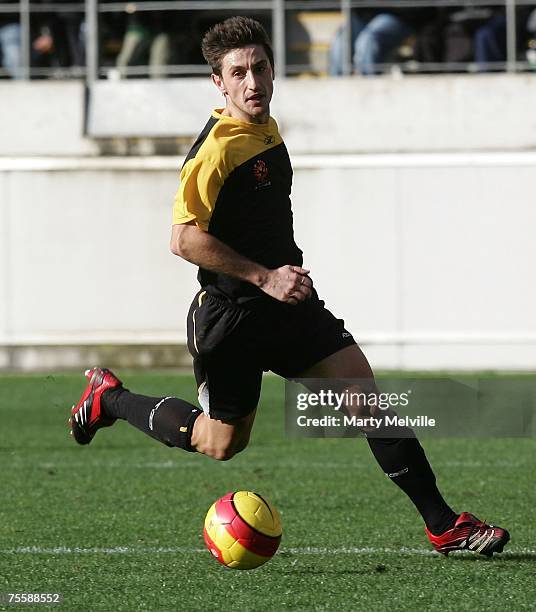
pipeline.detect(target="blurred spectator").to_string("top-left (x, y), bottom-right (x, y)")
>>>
top-left (527, 9), bottom-right (536, 68)
top-left (31, 1), bottom-right (85, 71)
top-left (329, 7), bottom-right (435, 75)
top-left (116, 10), bottom-right (178, 78)
top-left (442, 5), bottom-right (533, 71)
top-left (0, 0), bottom-right (21, 78)
top-left (474, 9), bottom-right (507, 70)
top-left (528, 8), bottom-right (536, 37)
top-left (413, 8), bottom-right (454, 67)
top-left (442, 6), bottom-right (492, 66)
top-left (474, 6), bottom-right (535, 71)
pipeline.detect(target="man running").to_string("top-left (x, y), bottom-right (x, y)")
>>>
top-left (69, 16), bottom-right (509, 557)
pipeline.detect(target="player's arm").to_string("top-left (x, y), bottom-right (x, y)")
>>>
top-left (170, 222), bottom-right (312, 304)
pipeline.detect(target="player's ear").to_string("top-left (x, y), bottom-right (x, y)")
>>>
top-left (211, 73), bottom-right (226, 96)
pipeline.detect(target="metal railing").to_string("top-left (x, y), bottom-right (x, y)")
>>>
top-left (0, 0), bottom-right (533, 82)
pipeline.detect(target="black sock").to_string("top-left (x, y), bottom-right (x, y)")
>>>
top-left (367, 431), bottom-right (457, 535)
top-left (103, 387), bottom-right (202, 452)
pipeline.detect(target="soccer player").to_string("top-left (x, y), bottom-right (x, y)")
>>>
top-left (69, 17), bottom-right (509, 557)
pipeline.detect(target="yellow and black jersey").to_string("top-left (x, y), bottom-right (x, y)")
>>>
top-left (173, 109), bottom-right (303, 299)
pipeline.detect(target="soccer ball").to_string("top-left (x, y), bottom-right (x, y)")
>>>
top-left (203, 491), bottom-right (282, 570)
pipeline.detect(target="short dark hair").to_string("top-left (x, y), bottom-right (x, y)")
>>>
top-left (201, 16), bottom-right (274, 76)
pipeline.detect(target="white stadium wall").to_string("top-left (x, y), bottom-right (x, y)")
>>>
top-left (2, 75), bottom-right (536, 155)
top-left (0, 76), bottom-right (535, 370)
top-left (1, 154), bottom-right (535, 371)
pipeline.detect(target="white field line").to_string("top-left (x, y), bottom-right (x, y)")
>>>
top-left (2, 546), bottom-right (535, 557)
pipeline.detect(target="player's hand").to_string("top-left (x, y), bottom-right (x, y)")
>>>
top-left (259, 265), bottom-right (313, 305)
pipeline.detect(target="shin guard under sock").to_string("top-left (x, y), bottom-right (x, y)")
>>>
top-left (103, 387), bottom-right (201, 452)
top-left (367, 433), bottom-right (457, 535)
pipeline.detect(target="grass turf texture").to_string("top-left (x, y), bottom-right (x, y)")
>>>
top-left (0, 371), bottom-right (535, 611)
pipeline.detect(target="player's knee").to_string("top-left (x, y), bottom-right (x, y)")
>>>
top-left (340, 382), bottom-right (398, 434)
top-left (343, 382), bottom-right (381, 418)
top-left (195, 438), bottom-right (232, 461)
top-left (204, 435), bottom-right (249, 461)
top-left (210, 447), bottom-right (235, 461)
top-left (209, 441), bottom-right (245, 461)
top-left (194, 411), bottom-right (254, 461)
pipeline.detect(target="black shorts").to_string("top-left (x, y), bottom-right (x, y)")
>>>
top-left (186, 287), bottom-right (356, 421)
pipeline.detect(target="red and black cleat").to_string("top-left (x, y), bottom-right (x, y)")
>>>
top-left (69, 367), bottom-right (122, 445)
top-left (426, 512), bottom-right (510, 557)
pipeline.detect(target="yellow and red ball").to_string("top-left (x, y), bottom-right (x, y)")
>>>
top-left (203, 491), bottom-right (282, 569)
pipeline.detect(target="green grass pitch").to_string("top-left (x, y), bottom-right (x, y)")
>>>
top-left (1, 371), bottom-right (535, 611)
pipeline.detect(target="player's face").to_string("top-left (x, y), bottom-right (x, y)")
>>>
top-left (212, 44), bottom-right (274, 124)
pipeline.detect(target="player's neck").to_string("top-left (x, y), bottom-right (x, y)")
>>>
top-left (221, 105), bottom-right (270, 125)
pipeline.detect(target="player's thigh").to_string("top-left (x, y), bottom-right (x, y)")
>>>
top-left (188, 289), bottom-right (263, 421)
top-left (276, 297), bottom-right (379, 418)
top-left (298, 344), bottom-right (375, 381)
top-left (269, 293), bottom-right (375, 385)
top-left (297, 344), bottom-right (380, 419)
top-left (192, 353), bottom-right (260, 459)
top-left (196, 350), bottom-right (262, 419)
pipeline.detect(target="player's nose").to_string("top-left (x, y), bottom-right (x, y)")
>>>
top-left (245, 69), bottom-right (260, 90)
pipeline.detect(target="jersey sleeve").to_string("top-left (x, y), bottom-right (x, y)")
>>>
top-left (172, 156), bottom-right (225, 231)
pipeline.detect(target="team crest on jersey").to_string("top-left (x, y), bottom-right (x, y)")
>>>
top-left (253, 159), bottom-right (271, 189)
